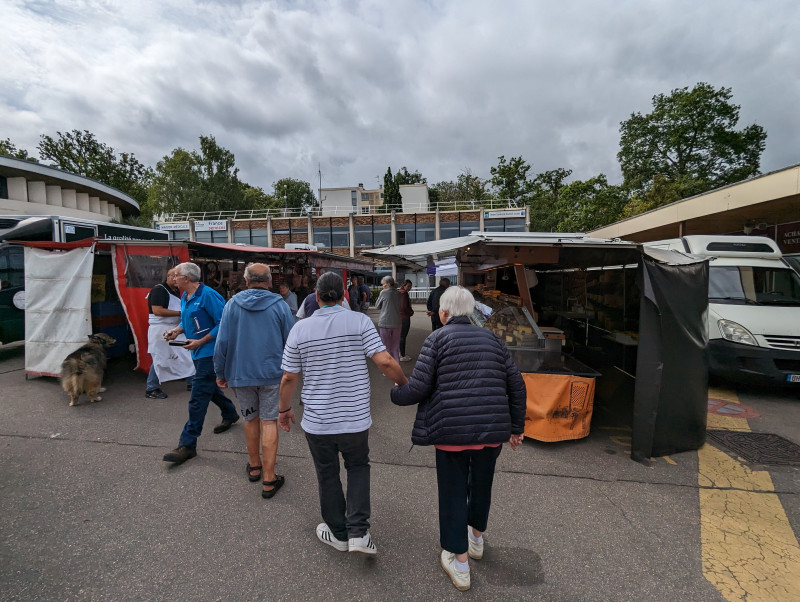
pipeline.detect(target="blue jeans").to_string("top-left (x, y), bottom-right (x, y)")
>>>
top-left (146, 364), bottom-right (160, 391)
top-left (178, 356), bottom-right (238, 449)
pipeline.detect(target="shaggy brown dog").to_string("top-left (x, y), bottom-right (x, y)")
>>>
top-left (60, 333), bottom-right (116, 406)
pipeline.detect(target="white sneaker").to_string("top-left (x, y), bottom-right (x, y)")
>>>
top-left (440, 550), bottom-right (470, 591)
top-left (467, 527), bottom-right (484, 560)
top-left (348, 531), bottom-right (377, 555)
top-left (316, 523), bottom-right (348, 551)
top-left (400, 355), bottom-right (412, 362)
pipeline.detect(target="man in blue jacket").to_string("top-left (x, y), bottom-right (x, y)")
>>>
top-left (163, 262), bottom-right (240, 465)
top-left (214, 263), bottom-right (294, 498)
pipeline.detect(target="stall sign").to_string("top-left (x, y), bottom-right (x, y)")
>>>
top-left (483, 209), bottom-right (526, 219)
top-left (194, 220), bottom-right (227, 232)
top-left (777, 221), bottom-right (800, 254)
top-left (157, 222), bottom-right (190, 231)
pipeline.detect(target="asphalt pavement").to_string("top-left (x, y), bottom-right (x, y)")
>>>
top-left (1, 308), bottom-right (799, 601)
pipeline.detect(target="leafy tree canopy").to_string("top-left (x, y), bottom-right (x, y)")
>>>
top-left (490, 155), bottom-right (533, 202)
top-left (528, 168), bottom-right (572, 232)
top-left (618, 82), bottom-right (767, 200)
top-left (0, 138), bottom-right (37, 162)
top-left (273, 178), bottom-right (316, 215)
top-left (554, 175), bottom-right (629, 232)
top-left (380, 166), bottom-right (426, 212)
top-left (430, 168), bottom-right (491, 210)
top-left (38, 129), bottom-right (152, 207)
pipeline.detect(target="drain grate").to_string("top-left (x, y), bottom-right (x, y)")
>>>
top-left (706, 430), bottom-right (800, 466)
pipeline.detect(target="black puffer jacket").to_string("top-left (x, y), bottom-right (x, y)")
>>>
top-left (391, 316), bottom-right (527, 446)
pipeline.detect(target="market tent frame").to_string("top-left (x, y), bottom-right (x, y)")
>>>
top-left (363, 232), bottom-right (710, 462)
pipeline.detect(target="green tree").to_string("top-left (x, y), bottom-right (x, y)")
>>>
top-left (147, 135), bottom-right (249, 216)
top-left (273, 178), bottom-right (316, 215)
top-left (554, 175), bottom-right (629, 232)
top-left (618, 82), bottom-right (767, 201)
top-left (490, 155), bottom-right (532, 202)
top-left (38, 129), bottom-right (152, 206)
top-left (195, 135), bottom-right (242, 212)
top-left (381, 167), bottom-right (399, 212)
top-left (240, 183), bottom-right (275, 211)
top-left (0, 138), bottom-right (37, 161)
top-left (528, 168), bottom-right (572, 232)
top-left (394, 167), bottom-right (426, 186)
top-left (430, 169), bottom-right (490, 210)
top-left (619, 174), bottom-right (682, 219)
top-left (148, 148), bottom-right (204, 215)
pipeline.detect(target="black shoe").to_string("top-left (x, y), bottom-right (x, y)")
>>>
top-left (145, 388), bottom-right (168, 399)
top-left (163, 446), bottom-right (197, 464)
top-left (213, 416), bottom-right (239, 434)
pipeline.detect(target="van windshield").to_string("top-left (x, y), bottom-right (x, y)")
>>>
top-left (709, 266), bottom-right (800, 306)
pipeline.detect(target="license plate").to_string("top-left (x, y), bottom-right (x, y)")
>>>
top-left (788, 374), bottom-right (800, 383)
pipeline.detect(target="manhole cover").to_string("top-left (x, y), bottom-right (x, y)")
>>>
top-left (706, 430), bottom-right (800, 465)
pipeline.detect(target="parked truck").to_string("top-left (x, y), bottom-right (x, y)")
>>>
top-left (647, 235), bottom-right (800, 386)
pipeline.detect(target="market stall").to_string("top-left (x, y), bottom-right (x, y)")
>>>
top-left (363, 232), bottom-right (709, 461)
top-left (19, 239), bottom-right (373, 378)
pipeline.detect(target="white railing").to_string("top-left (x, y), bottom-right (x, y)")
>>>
top-left (162, 199), bottom-right (523, 222)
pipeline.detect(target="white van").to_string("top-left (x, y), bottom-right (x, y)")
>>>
top-left (647, 235), bottom-right (800, 386)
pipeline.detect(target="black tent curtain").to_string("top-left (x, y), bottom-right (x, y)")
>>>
top-left (632, 255), bottom-right (709, 461)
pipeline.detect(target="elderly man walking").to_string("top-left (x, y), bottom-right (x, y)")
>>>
top-left (214, 264), bottom-right (294, 498)
top-left (278, 272), bottom-right (408, 555)
top-left (163, 262), bottom-right (240, 465)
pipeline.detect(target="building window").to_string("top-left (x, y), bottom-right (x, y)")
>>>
top-left (373, 223), bottom-right (391, 246)
top-left (313, 224), bottom-right (332, 249)
top-left (396, 222), bottom-right (416, 245)
top-left (361, 207), bottom-right (370, 214)
top-left (354, 224), bottom-right (372, 247)
top-left (484, 220), bottom-right (505, 232)
top-left (505, 218), bottom-right (526, 232)
top-left (168, 230), bottom-right (190, 241)
top-left (233, 230), bottom-right (250, 244)
top-left (460, 220), bottom-right (479, 236)
top-left (332, 225), bottom-right (349, 247)
top-left (416, 222), bottom-right (435, 243)
top-left (251, 228), bottom-right (269, 246)
top-left (440, 222), bottom-right (460, 239)
top-left (351, 191), bottom-right (357, 208)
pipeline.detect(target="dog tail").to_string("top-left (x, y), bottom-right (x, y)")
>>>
top-left (60, 358), bottom-right (86, 393)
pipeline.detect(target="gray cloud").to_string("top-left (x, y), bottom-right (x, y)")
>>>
top-left (1, 0), bottom-right (798, 197)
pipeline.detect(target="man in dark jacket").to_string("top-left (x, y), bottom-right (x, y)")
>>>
top-left (391, 285), bottom-right (526, 591)
top-left (426, 277), bottom-right (450, 331)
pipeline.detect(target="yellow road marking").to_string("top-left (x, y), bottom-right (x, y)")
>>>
top-left (699, 387), bottom-right (800, 600)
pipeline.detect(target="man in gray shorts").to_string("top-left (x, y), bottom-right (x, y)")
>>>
top-left (214, 263), bottom-right (294, 498)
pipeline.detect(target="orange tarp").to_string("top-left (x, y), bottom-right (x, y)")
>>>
top-left (522, 372), bottom-right (596, 442)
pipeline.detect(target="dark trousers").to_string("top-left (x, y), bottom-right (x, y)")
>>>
top-left (431, 315), bottom-right (443, 331)
top-left (178, 356), bottom-right (238, 449)
top-left (305, 429), bottom-right (371, 541)
top-left (400, 317), bottom-right (411, 356)
top-left (436, 445), bottom-right (502, 554)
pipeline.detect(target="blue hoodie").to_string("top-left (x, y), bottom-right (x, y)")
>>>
top-left (213, 288), bottom-right (294, 387)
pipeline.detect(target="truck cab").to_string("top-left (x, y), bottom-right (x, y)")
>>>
top-left (647, 235), bottom-right (800, 385)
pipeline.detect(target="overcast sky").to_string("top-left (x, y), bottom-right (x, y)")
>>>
top-left (2, 0), bottom-right (799, 196)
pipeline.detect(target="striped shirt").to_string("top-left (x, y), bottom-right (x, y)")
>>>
top-left (281, 304), bottom-right (385, 435)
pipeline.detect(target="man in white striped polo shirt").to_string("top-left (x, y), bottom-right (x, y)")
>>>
top-left (279, 272), bottom-right (408, 555)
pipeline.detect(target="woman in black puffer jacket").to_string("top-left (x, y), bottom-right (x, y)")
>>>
top-left (390, 286), bottom-right (526, 591)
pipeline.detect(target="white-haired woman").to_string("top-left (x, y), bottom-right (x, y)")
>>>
top-left (375, 275), bottom-right (402, 362)
top-left (390, 285), bottom-right (527, 591)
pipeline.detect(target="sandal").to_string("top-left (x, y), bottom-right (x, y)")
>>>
top-left (247, 464), bottom-right (262, 482)
top-left (261, 475), bottom-right (285, 499)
